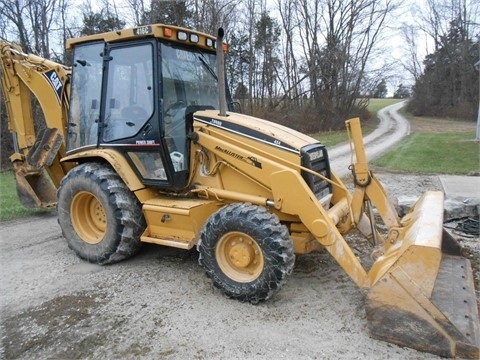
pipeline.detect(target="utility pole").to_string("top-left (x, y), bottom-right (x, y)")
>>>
top-left (476, 36), bottom-right (480, 142)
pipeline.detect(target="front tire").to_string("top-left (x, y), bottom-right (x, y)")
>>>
top-left (198, 203), bottom-right (295, 303)
top-left (57, 162), bottom-right (145, 265)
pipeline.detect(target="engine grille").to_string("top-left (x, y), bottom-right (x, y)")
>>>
top-left (301, 144), bottom-right (332, 201)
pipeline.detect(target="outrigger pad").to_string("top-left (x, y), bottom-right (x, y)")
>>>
top-left (365, 192), bottom-right (479, 358)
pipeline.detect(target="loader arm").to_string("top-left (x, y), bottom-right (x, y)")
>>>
top-left (0, 41), bottom-right (72, 208)
top-left (192, 119), bottom-right (371, 287)
top-left (193, 115), bottom-right (478, 358)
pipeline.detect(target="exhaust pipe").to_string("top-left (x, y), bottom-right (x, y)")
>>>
top-left (216, 28), bottom-right (227, 117)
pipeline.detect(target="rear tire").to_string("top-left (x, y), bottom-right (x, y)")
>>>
top-left (198, 203), bottom-right (295, 303)
top-left (57, 162), bottom-right (145, 264)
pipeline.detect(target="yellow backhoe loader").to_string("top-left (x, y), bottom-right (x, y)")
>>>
top-left (1, 24), bottom-right (478, 358)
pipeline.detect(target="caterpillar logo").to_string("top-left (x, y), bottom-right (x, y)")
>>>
top-left (43, 69), bottom-right (63, 103)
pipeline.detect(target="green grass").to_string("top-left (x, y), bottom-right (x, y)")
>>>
top-left (313, 98), bottom-right (403, 147)
top-left (312, 131), bottom-right (349, 147)
top-left (373, 131), bottom-right (479, 174)
top-left (366, 98), bottom-right (403, 115)
top-left (0, 171), bottom-right (52, 221)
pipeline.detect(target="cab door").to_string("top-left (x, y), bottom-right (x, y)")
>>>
top-left (101, 40), bottom-right (189, 189)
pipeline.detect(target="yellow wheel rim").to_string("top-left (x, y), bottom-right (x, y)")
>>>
top-left (70, 191), bottom-right (106, 244)
top-left (216, 232), bottom-right (264, 283)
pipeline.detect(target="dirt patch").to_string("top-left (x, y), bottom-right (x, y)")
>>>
top-left (1, 292), bottom-right (106, 359)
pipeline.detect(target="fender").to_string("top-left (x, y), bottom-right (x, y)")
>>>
top-left (61, 148), bottom-right (144, 191)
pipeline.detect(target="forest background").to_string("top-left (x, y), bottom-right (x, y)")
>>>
top-left (0, 0), bottom-right (479, 169)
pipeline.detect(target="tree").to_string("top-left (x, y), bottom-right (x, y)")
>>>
top-left (393, 84), bottom-right (411, 99)
top-left (297, 0), bottom-right (397, 128)
top-left (148, 0), bottom-right (192, 27)
top-left (0, 0), bottom-right (31, 52)
top-left (400, 23), bottom-right (423, 82)
top-left (81, 9), bottom-right (126, 35)
top-left (190, 0), bottom-right (238, 35)
top-left (124, 0), bottom-right (149, 26)
top-left (373, 79), bottom-right (388, 98)
top-left (254, 12), bottom-right (281, 106)
top-left (226, 31), bottom-right (250, 102)
top-left (408, 18), bottom-right (479, 119)
top-left (276, 0), bottom-right (302, 107)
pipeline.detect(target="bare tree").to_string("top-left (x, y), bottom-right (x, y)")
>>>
top-left (295, 0), bottom-right (323, 105)
top-left (276, 0), bottom-right (302, 107)
top-left (0, 0), bottom-right (31, 51)
top-left (400, 23), bottom-right (423, 82)
top-left (191, 0), bottom-right (238, 35)
top-left (293, 0), bottom-right (396, 127)
top-left (124, 0), bottom-right (149, 26)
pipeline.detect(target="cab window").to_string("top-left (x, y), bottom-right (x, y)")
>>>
top-left (103, 43), bottom-right (154, 142)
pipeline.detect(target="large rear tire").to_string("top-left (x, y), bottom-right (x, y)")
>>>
top-left (198, 203), bottom-right (295, 303)
top-left (57, 162), bottom-right (145, 265)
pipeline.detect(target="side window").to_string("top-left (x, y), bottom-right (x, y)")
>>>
top-left (127, 151), bottom-right (167, 180)
top-left (67, 42), bottom-right (104, 150)
top-left (103, 44), bottom-right (154, 142)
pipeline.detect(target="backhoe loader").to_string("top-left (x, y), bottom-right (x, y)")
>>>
top-left (1, 24), bottom-right (478, 358)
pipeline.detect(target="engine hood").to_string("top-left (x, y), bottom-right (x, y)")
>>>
top-left (193, 110), bottom-right (321, 154)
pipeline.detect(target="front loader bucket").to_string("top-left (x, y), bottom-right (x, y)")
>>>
top-left (365, 191), bottom-right (479, 359)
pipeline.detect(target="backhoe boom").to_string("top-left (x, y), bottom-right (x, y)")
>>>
top-left (1, 41), bottom-right (72, 207)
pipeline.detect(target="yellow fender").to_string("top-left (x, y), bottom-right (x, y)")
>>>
top-left (61, 148), bottom-right (144, 192)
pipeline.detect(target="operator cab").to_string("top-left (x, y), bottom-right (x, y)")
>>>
top-left (66, 29), bottom-right (230, 189)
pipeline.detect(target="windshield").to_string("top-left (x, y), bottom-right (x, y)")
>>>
top-left (161, 42), bottom-right (219, 114)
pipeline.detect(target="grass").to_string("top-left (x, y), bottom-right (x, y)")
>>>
top-left (372, 131), bottom-right (479, 174)
top-left (313, 98), bottom-right (403, 147)
top-left (373, 107), bottom-right (479, 174)
top-left (0, 171), bottom-right (52, 221)
top-left (366, 98), bottom-right (404, 115)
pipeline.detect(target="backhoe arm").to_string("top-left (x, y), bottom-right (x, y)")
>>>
top-left (1, 41), bottom-right (72, 207)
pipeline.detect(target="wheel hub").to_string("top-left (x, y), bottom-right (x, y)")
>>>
top-left (71, 191), bottom-right (106, 244)
top-left (216, 232), bottom-right (264, 283)
top-left (229, 242), bottom-right (255, 268)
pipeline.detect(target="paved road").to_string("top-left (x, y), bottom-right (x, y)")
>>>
top-left (328, 100), bottom-right (410, 177)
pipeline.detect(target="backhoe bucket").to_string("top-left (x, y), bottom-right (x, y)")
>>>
top-left (366, 191), bottom-right (479, 359)
top-left (14, 169), bottom-right (57, 208)
top-left (11, 127), bottom-right (63, 208)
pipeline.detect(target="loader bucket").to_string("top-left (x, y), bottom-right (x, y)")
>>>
top-left (366, 191), bottom-right (479, 359)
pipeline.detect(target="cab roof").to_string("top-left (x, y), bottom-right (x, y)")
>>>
top-left (65, 24), bottom-right (218, 52)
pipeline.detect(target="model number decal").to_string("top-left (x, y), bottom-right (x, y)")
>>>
top-left (133, 25), bottom-right (152, 35)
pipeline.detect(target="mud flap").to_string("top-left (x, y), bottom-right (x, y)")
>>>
top-left (365, 191), bottom-right (479, 359)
